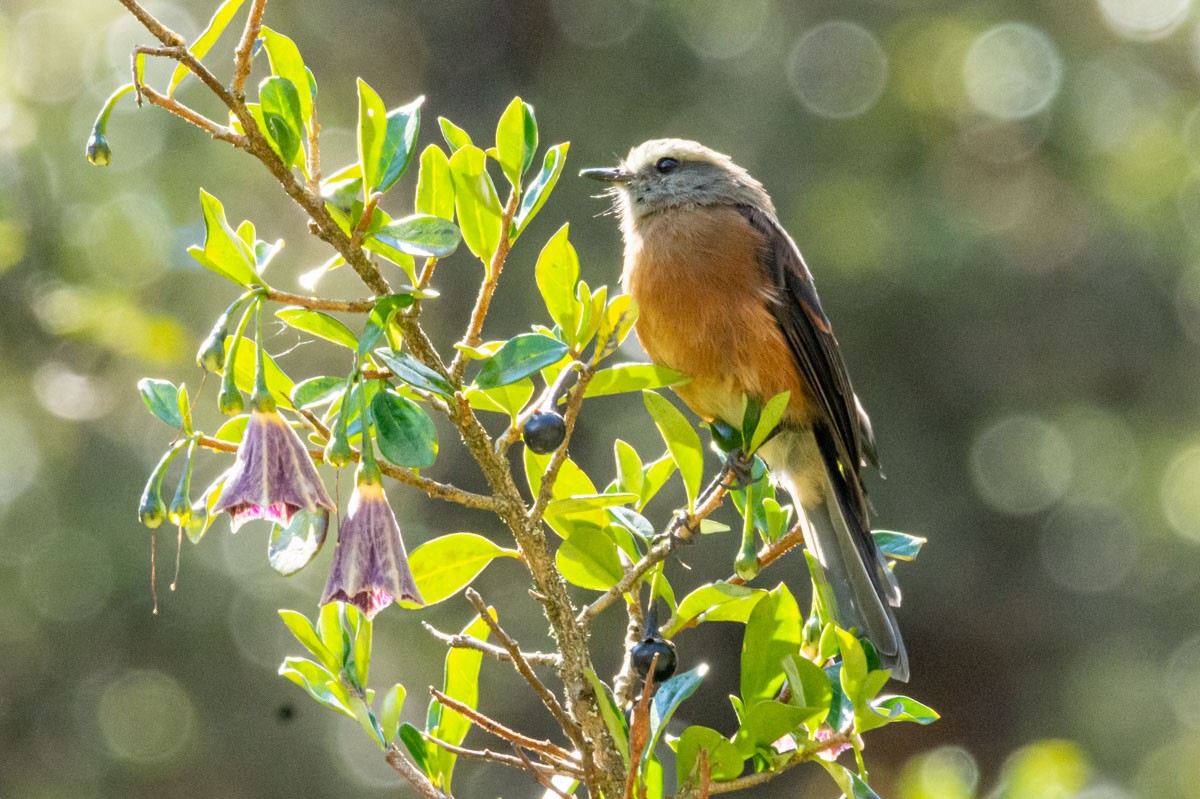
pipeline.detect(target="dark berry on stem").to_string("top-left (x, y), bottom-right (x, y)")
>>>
top-left (523, 411), bottom-right (566, 454)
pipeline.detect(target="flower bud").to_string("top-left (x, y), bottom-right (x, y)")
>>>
top-left (218, 383), bottom-right (245, 416)
top-left (196, 326), bottom-right (227, 373)
top-left (139, 477), bottom-right (166, 529)
top-left (324, 423), bottom-right (352, 468)
top-left (734, 538), bottom-right (760, 582)
top-left (86, 131), bottom-right (112, 166)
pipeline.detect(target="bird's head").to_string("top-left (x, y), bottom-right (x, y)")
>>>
top-left (581, 138), bottom-right (774, 220)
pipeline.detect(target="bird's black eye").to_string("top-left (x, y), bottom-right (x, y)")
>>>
top-left (655, 157), bottom-right (680, 174)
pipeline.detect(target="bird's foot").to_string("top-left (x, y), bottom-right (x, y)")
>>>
top-left (722, 449), bottom-right (757, 490)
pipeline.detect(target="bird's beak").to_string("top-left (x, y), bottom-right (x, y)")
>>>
top-left (580, 167), bottom-right (632, 184)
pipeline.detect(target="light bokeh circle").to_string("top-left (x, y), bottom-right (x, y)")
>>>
top-left (788, 21), bottom-right (889, 119)
top-left (964, 23), bottom-right (1063, 120)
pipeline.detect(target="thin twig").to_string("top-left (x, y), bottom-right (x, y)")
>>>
top-left (384, 744), bottom-right (450, 799)
top-left (305, 110), bottom-right (321, 193)
top-left (423, 735), bottom-right (583, 780)
top-left (702, 734), bottom-right (852, 796)
top-left (613, 595), bottom-right (646, 707)
top-left (351, 192), bottom-right (382, 252)
top-left (464, 589), bottom-right (582, 748)
top-left (430, 689), bottom-right (578, 766)
top-left (577, 468), bottom-right (732, 626)
top-left (513, 745), bottom-right (577, 798)
top-left (622, 658), bottom-right (657, 799)
top-left (526, 364), bottom-right (593, 521)
top-left (726, 521), bottom-right (807, 586)
top-left (265, 288), bottom-right (375, 313)
top-left (449, 191), bottom-right (521, 383)
top-left (699, 750), bottom-right (711, 799)
top-left (232, 0), bottom-right (267, 96)
top-left (422, 622), bottom-right (559, 667)
top-left (117, 0), bottom-right (185, 46)
top-left (137, 82), bottom-right (246, 146)
top-left (195, 434), bottom-right (498, 511)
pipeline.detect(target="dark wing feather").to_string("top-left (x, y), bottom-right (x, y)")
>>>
top-left (736, 204), bottom-right (874, 509)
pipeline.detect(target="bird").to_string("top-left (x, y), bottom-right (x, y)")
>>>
top-left (581, 139), bottom-right (908, 681)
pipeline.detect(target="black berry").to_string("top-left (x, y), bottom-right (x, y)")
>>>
top-left (523, 411), bottom-right (566, 454)
top-left (631, 636), bottom-right (677, 683)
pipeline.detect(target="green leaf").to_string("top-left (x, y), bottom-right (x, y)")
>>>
top-left (276, 306), bottom-right (358, 350)
top-left (438, 117), bottom-right (473, 152)
top-left (556, 524), bottom-right (623, 590)
top-left (189, 189), bottom-right (261, 287)
top-left (224, 335), bottom-right (295, 410)
top-left (290, 375), bottom-right (344, 409)
top-left (665, 582), bottom-right (766, 637)
top-left (432, 612), bottom-right (490, 790)
top-left (407, 533), bottom-right (518, 606)
top-left (873, 530), bottom-right (927, 561)
top-left (261, 27), bottom-right (314, 127)
top-left (495, 97), bottom-right (537, 188)
top-left (676, 726), bottom-right (743, 785)
top-left (512, 143), bottom-right (569, 239)
top-left (415, 144), bottom-right (455, 221)
top-left (614, 440), bottom-right (645, 498)
top-left (279, 610), bottom-right (341, 674)
top-left (781, 654), bottom-right (832, 731)
top-left (352, 609), bottom-right (372, 689)
top-left (822, 763), bottom-right (881, 799)
top-left (168, 0), bottom-right (245, 96)
top-left (259, 76), bottom-right (304, 168)
top-left (370, 214), bottom-right (461, 258)
top-left (546, 492), bottom-right (638, 517)
top-left (381, 684), bottom-right (407, 744)
top-left (643, 391), bottom-right (704, 511)
top-left (733, 700), bottom-right (813, 757)
top-left (535, 224), bottom-right (582, 338)
top-left (475, 334), bottom-right (568, 389)
top-left (594, 294), bottom-right (638, 362)
top-left (138, 378), bottom-right (183, 428)
top-left (357, 78), bottom-right (388, 194)
top-left (449, 145), bottom-right (503, 264)
top-left (376, 97), bottom-right (423, 194)
top-left (872, 695), bottom-right (939, 725)
top-left (399, 723), bottom-right (432, 776)
top-left (749, 391), bottom-right (790, 453)
top-left (464, 379), bottom-right (534, 421)
top-left (358, 293), bottom-right (414, 357)
top-left (318, 602), bottom-right (344, 655)
top-left (278, 657), bottom-right (355, 718)
top-left (371, 389), bottom-right (438, 469)
top-left (268, 508), bottom-right (329, 576)
top-left (587, 363), bottom-right (689, 398)
top-left (645, 666), bottom-right (707, 766)
top-left (584, 670), bottom-right (630, 765)
top-left (375, 348), bottom-right (455, 398)
top-left (639, 455), bottom-right (677, 511)
top-left (740, 584), bottom-right (802, 706)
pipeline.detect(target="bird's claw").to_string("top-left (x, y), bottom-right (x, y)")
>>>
top-left (723, 449), bottom-right (757, 490)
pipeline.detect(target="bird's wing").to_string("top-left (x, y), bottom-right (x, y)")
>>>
top-left (736, 204), bottom-right (875, 508)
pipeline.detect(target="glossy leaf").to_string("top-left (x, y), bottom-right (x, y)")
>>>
top-left (512, 143), bottom-right (569, 238)
top-left (168, 0), bottom-right (244, 96)
top-left (370, 214), bottom-right (461, 258)
top-left (676, 726), bottom-right (743, 785)
top-left (407, 533), bottom-right (518, 606)
top-left (594, 294), bottom-right (638, 362)
top-left (260, 27), bottom-right (314, 126)
top-left (259, 76), bottom-right (303, 168)
top-left (495, 96), bottom-right (537, 188)
top-left (375, 348), bottom-right (455, 398)
top-left (189, 189), bottom-right (261, 287)
top-left (371, 389), bottom-right (437, 469)
top-left (279, 609), bottom-right (341, 674)
top-left (358, 293), bottom-right (414, 357)
top-left (733, 700), bottom-right (813, 757)
top-left (781, 654), bottom-right (832, 731)
top-left (381, 683), bottom-right (407, 745)
top-left (546, 492), bottom-right (638, 517)
top-left (535, 224), bottom-right (582, 337)
top-left (415, 144), bottom-right (455, 220)
top-left (357, 78), bottom-right (388, 194)
top-left (290, 375), bottom-right (344, 409)
top-left (645, 666), bottom-right (707, 766)
top-left (665, 582), bottom-right (766, 637)
top-left (449, 145), bottom-right (503, 264)
top-left (464, 379), bottom-right (534, 421)
top-left (873, 695), bottom-right (939, 725)
top-left (614, 439), bottom-right (645, 498)
top-left (224, 335), bottom-right (295, 410)
top-left (556, 525), bottom-right (622, 590)
top-left (278, 657), bottom-right (354, 718)
top-left (748, 391), bottom-right (791, 453)
top-left (639, 455), bottom-right (677, 511)
top-left (873, 530), bottom-right (927, 561)
top-left (438, 117), bottom-right (473, 152)
top-left (268, 508), bottom-right (329, 576)
top-left (587, 363), bottom-right (689, 398)
top-left (643, 391), bottom-right (704, 511)
top-left (584, 670), bottom-right (630, 765)
top-left (823, 763), bottom-right (881, 799)
top-left (138, 378), bottom-right (183, 428)
top-left (275, 306), bottom-right (357, 350)
top-left (740, 583), bottom-right (802, 706)
top-left (377, 97), bottom-right (423, 194)
top-left (432, 612), bottom-right (490, 789)
top-left (475, 334), bottom-right (568, 389)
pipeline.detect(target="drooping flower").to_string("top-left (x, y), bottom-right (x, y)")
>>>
top-left (321, 471), bottom-right (424, 619)
top-left (212, 409), bottom-right (336, 531)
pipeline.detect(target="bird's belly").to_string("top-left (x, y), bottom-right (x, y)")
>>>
top-left (623, 207), bottom-right (812, 426)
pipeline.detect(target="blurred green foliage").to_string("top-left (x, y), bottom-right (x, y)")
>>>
top-left (5, 0), bottom-right (1200, 797)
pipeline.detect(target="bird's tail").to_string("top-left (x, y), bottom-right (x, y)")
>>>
top-left (787, 425), bottom-right (909, 681)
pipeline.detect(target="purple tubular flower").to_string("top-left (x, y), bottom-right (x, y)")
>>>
top-left (321, 480), bottom-right (424, 619)
top-left (213, 409), bottom-right (336, 531)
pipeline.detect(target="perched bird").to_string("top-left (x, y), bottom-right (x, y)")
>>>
top-left (582, 140), bottom-right (908, 681)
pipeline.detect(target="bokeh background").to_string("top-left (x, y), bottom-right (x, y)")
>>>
top-left (3, 0), bottom-right (1200, 796)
